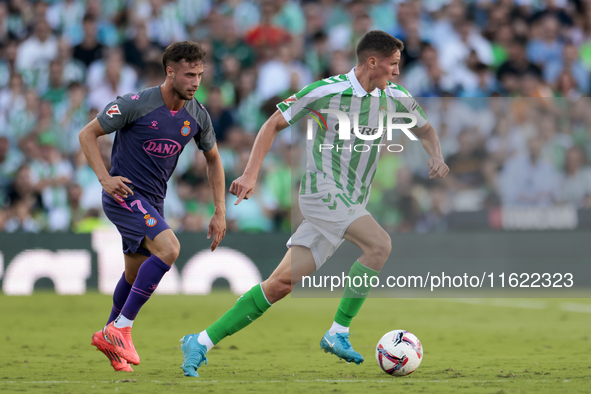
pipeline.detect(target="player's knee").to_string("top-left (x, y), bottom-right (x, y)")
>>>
top-left (367, 232), bottom-right (391, 263)
top-left (264, 276), bottom-right (291, 303)
top-left (125, 271), bottom-right (137, 284)
top-left (157, 238), bottom-right (181, 265)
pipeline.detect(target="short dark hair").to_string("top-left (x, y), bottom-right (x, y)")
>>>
top-left (82, 13), bottom-right (96, 24)
top-left (162, 41), bottom-right (206, 73)
top-left (356, 30), bottom-right (404, 63)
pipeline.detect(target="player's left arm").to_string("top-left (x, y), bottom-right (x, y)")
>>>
top-left (203, 143), bottom-right (226, 251)
top-left (412, 122), bottom-right (449, 179)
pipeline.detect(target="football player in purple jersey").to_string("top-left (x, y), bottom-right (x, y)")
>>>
top-left (79, 41), bottom-right (226, 371)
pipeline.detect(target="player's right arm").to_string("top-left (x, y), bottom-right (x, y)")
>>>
top-left (229, 110), bottom-right (289, 204)
top-left (230, 77), bottom-right (341, 204)
top-left (79, 118), bottom-right (133, 203)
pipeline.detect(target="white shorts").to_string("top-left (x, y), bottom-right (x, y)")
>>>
top-left (287, 186), bottom-right (371, 269)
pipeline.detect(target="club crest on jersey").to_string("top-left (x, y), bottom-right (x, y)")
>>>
top-left (144, 214), bottom-right (157, 227)
top-left (181, 120), bottom-right (191, 136)
top-left (106, 104), bottom-right (121, 118)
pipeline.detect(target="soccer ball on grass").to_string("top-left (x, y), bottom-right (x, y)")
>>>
top-left (375, 330), bottom-right (423, 376)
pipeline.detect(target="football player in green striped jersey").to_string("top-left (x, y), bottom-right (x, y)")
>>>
top-left (180, 30), bottom-right (449, 377)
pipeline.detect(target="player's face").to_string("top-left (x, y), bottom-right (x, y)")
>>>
top-left (371, 50), bottom-right (401, 90)
top-left (170, 60), bottom-right (204, 100)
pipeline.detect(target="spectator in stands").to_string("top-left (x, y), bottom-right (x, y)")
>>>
top-left (555, 70), bottom-right (582, 98)
top-left (206, 87), bottom-right (234, 143)
top-left (416, 184), bottom-right (452, 233)
top-left (326, 49), bottom-right (353, 77)
top-left (402, 43), bottom-right (447, 97)
top-left (6, 0), bottom-right (33, 41)
top-left (56, 82), bottom-right (89, 156)
top-left (443, 127), bottom-right (489, 211)
top-left (122, 19), bottom-right (163, 73)
top-left (56, 38), bottom-right (86, 85)
top-left (41, 59), bottom-right (67, 106)
top-left (0, 2), bottom-right (9, 44)
top-left (0, 136), bottom-right (23, 206)
top-left (73, 14), bottom-right (104, 68)
top-left (218, 55), bottom-right (241, 105)
top-left (46, 0), bottom-right (86, 45)
top-left (544, 42), bottom-right (590, 94)
top-left (0, 72), bottom-right (26, 122)
top-left (486, 115), bottom-right (527, 169)
top-left (489, 22), bottom-right (513, 68)
top-left (211, 17), bottom-right (255, 70)
top-left (87, 48), bottom-right (137, 109)
top-left (15, 17), bottom-right (57, 87)
top-left (5, 164), bottom-right (42, 233)
top-left (561, 146), bottom-right (591, 208)
top-left (526, 14), bottom-right (564, 68)
top-left (499, 134), bottom-right (562, 207)
top-left (9, 89), bottom-right (39, 145)
top-left (256, 42), bottom-right (312, 101)
top-left (399, 18), bottom-right (426, 70)
top-left (262, 141), bottom-right (292, 231)
top-left (226, 149), bottom-right (276, 232)
top-left (0, 40), bottom-right (19, 88)
top-left (67, 182), bottom-right (85, 231)
top-left (235, 68), bottom-right (264, 135)
top-left (32, 100), bottom-right (56, 144)
top-left (519, 70), bottom-right (554, 97)
top-left (141, 0), bottom-right (188, 47)
top-left (244, 0), bottom-right (291, 61)
top-left (29, 133), bottom-right (74, 232)
top-left (497, 38), bottom-right (542, 87)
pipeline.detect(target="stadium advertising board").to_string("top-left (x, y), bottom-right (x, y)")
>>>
top-left (1, 231), bottom-right (590, 297)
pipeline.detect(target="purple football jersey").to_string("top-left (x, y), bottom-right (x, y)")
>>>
top-left (97, 86), bottom-right (216, 205)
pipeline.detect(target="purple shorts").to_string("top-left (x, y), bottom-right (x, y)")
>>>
top-left (102, 191), bottom-right (170, 256)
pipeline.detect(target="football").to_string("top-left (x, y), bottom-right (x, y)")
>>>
top-left (375, 330), bottom-right (423, 376)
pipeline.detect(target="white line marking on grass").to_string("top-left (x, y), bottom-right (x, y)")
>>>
top-left (0, 379), bottom-right (568, 384)
top-left (435, 299), bottom-right (548, 310)
top-left (559, 303), bottom-right (591, 313)
top-left (0, 381), bottom-right (84, 384)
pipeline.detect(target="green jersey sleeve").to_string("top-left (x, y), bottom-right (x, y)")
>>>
top-left (386, 82), bottom-right (428, 129)
top-left (276, 75), bottom-right (349, 125)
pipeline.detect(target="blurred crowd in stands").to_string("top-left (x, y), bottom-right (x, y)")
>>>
top-left (0, 0), bottom-right (591, 234)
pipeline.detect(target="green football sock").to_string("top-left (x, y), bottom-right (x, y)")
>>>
top-left (206, 284), bottom-right (272, 345)
top-left (334, 261), bottom-right (380, 327)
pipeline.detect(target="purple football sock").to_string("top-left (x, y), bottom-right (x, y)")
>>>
top-left (107, 272), bottom-right (133, 325)
top-left (120, 255), bottom-right (170, 321)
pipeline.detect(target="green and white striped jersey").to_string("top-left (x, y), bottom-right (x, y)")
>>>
top-left (276, 68), bottom-right (428, 204)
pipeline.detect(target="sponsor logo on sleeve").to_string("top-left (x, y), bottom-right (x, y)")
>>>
top-left (180, 120), bottom-right (191, 136)
top-left (131, 94), bottom-right (140, 100)
top-left (283, 94), bottom-right (297, 105)
top-left (106, 104), bottom-right (121, 118)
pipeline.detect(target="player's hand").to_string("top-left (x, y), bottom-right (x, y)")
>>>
top-left (229, 174), bottom-right (256, 205)
top-left (428, 157), bottom-right (449, 179)
top-left (207, 211), bottom-right (226, 252)
top-left (101, 176), bottom-right (134, 202)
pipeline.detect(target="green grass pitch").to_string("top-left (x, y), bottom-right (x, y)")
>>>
top-left (1, 292), bottom-right (591, 393)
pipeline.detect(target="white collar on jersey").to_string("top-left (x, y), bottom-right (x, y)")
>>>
top-left (346, 67), bottom-right (382, 98)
